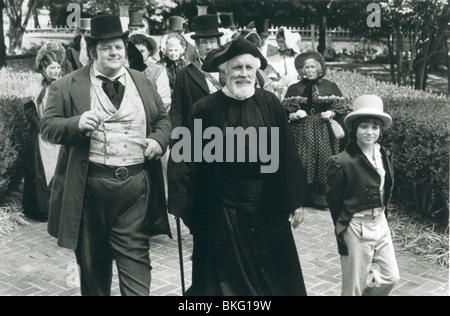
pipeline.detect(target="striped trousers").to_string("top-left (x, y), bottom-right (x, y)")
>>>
top-left (75, 170), bottom-right (152, 296)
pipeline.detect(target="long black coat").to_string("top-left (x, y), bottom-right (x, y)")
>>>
top-left (168, 61), bottom-right (213, 220)
top-left (173, 89), bottom-right (308, 295)
top-left (40, 65), bottom-right (172, 249)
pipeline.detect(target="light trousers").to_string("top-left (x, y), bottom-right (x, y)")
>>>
top-left (341, 212), bottom-right (400, 296)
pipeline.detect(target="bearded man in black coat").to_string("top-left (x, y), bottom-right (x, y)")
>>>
top-left (170, 36), bottom-right (308, 296)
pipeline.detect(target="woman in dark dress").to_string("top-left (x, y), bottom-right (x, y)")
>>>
top-left (282, 51), bottom-right (347, 209)
top-left (22, 42), bottom-right (65, 221)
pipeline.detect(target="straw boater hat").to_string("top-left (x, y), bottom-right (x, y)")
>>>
top-left (202, 35), bottom-right (267, 72)
top-left (294, 51), bottom-right (327, 76)
top-left (85, 14), bottom-right (129, 41)
top-left (190, 14), bottom-right (224, 39)
top-left (344, 95), bottom-right (392, 130)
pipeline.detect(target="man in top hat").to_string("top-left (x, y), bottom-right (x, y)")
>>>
top-left (63, 17), bottom-right (91, 74)
top-left (128, 11), bottom-right (149, 35)
top-left (168, 14), bottom-right (224, 132)
top-left (40, 14), bottom-right (172, 296)
top-left (171, 36), bottom-right (308, 295)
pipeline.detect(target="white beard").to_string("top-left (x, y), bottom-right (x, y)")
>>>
top-left (225, 79), bottom-right (255, 100)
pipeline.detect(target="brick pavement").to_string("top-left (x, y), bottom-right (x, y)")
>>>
top-left (0, 208), bottom-right (448, 296)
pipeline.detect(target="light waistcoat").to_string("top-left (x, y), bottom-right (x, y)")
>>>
top-left (89, 66), bottom-right (147, 166)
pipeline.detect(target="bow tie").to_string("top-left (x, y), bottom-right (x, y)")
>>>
top-left (278, 49), bottom-right (296, 57)
top-left (97, 75), bottom-right (125, 110)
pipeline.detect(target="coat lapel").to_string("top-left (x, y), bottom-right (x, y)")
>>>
top-left (69, 66), bottom-right (92, 115)
top-left (186, 64), bottom-right (209, 94)
top-left (128, 68), bottom-right (156, 135)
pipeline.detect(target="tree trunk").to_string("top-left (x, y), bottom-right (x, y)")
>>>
top-left (5, 0), bottom-right (37, 54)
top-left (387, 35), bottom-right (396, 85)
top-left (445, 33), bottom-right (450, 97)
top-left (0, 0), bottom-right (6, 68)
top-left (395, 29), bottom-right (403, 86)
top-left (317, 13), bottom-right (326, 55)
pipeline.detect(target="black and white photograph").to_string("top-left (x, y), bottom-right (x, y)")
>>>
top-left (0, 0), bottom-right (448, 300)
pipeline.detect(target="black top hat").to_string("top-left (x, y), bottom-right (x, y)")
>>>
top-left (219, 13), bottom-right (236, 29)
top-left (190, 14), bottom-right (224, 39)
top-left (254, 19), bottom-right (270, 37)
top-left (129, 12), bottom-right (145, 28)
top-left (202, 36), bottom-right (267, 72)
top-left (168, 16), bottom-right (186, 32)
top-left (85, 14), bottom-right (129, 41)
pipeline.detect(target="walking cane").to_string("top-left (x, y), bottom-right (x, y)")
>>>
top-left (176, 217), bottom-right (186, 296)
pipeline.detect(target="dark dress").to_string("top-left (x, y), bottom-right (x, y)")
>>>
top-left (22, 78), bottom-right (57, 222)
top-left (181, 89), bottom-right (307, 296)
top-left (282, 78), bottom-right (347, 208)
top-left (158, 56), bottom-right (187, 92)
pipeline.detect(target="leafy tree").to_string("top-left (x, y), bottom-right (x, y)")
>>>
top-left (4, 0), bottom-right (40, 54)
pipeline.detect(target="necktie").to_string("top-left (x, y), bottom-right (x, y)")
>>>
top-left (97, 75), bottom-right (124, 110)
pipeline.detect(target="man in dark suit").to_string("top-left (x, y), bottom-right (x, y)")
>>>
top-left (40, 14), bottom-right (172, 296)
top-left (168, 14), bottom-right (223, 220)
top-left (168, 14), bottom-right (224, 131)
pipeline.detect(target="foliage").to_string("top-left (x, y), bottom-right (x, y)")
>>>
top-left (0, 65), bottom-right (36, 203)
top-left (0, 189), bottom-right (30, 237)
top-left (389, 206), bottom-right (449, 267)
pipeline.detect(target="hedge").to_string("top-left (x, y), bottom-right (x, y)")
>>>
top-left (0, 66), bottom-right (37, 203)
top-left (0, 66), bottom-right (448, 224)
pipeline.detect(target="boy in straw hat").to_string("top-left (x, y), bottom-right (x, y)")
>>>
top-left (326, 95), bottom-right (400, 296)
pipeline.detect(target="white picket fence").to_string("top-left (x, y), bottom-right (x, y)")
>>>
top-left (21, 25), bottom-right (363, 54)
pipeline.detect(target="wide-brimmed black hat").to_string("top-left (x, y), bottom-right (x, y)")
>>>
top-left (294, 51), bottom-right (327, 76)
top-left (85, 14), bottom-right (129, 41)
top-left (202, 35), bottom-right (267, 72)
top-left (190, 14), bottom-right (224, 39)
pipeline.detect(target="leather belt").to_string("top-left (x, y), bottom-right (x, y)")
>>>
top-left (88, 163), bottom-right (144, 180)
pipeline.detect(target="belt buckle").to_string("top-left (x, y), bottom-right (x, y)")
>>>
top-left (310, 108), bottom-right (315, 115)
top-left (115, 167), bottom-right (129, 180)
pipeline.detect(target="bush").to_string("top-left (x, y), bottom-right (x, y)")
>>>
top-left (0, 66), bottom-right (37, 204)
top-left (326, 69), bottom-right (450, 225)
